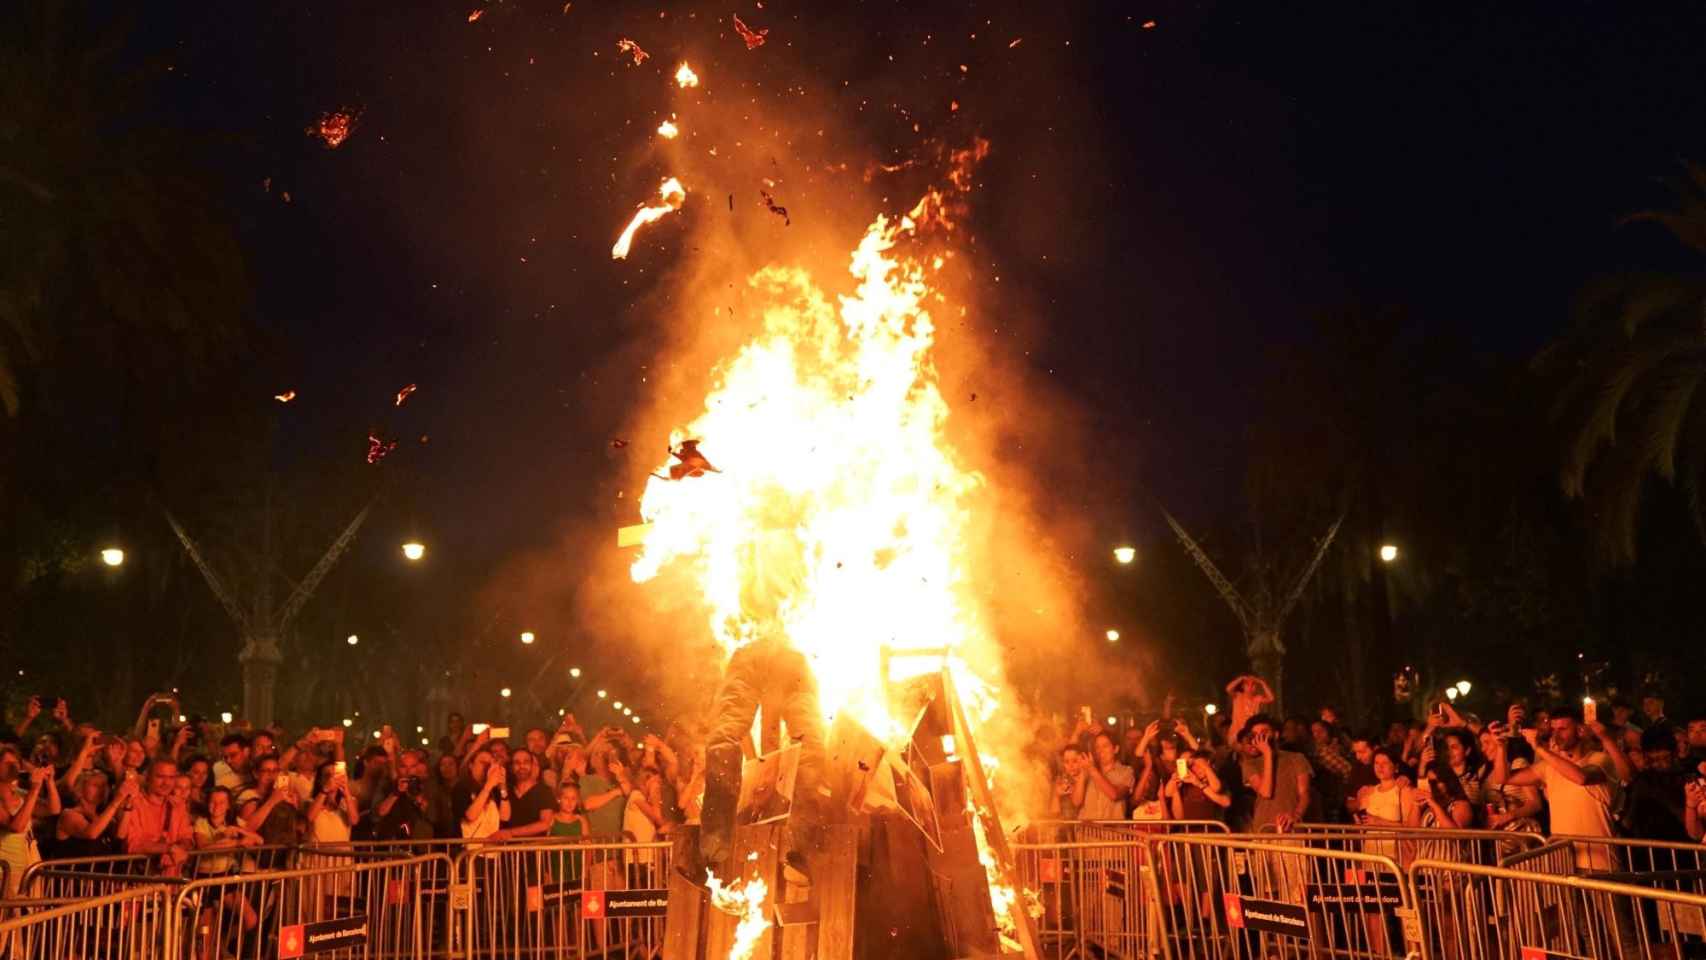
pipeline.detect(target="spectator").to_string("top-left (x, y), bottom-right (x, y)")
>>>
top-left (1308, 720), bottom-right (1354, 822)
top-left (124, 738), bottom-right (148, 773)
top-left (95, 734), bottom-right (129, 784)
top-left (305, 761), bottom-right (359, 846)
top-left (1073, 731), bottom-right (1134, 821)
top-left (1477, 731), bottom-right (1543, 834)
top-left (1415, 756), bottom-right (1475, 829)
top-left (1622, 726), bottom-right (1690, 841)
top-left (119, 758), bottom-right (190, 875)
top-left (495, 748), bottom-right (555, 840)
top-left (455, 748), bottom-right (510, 840)
top-left (1343, 735), bottom-right (1379, 817)
top-left (238, 754), bottom-right (301, 862)
top-left (1237, 715), bottom-right (1312, 832)
top-left (524, 729), bottom-right (553, 784)
top-left (1641, 691), bottom-right (1668, 731)
top-left (1686, 778), bottom-right (1706, 843)
top-left (578, 737), bottom-right (634, 838)
top-left (365, 749), bottom-right (436, 841)
top-left (1225, 675), bottom-right (1275, 746)
top-left (1489, 706), bottom-right (1630, 871)
top-left (1163, 748), bottom-right (1231, 822)
top-left (214, 734), bottom-right (252, 792)
top-left (352, 744), bottom-right (393, 811)
top-left (1611, 699), bottom-right (1640, 734)
top-left (192, 787), bottom-right (262, 876)
top-left (1, 745), bottom-right (59, 895)
top-left (184, 755), bottom-right (212, 811)
top-left (250, 731), bottom-right (278, 761)
top-left (1353, 747), bottom-right (1420, 828)
top-left (548, 783), bottom-right (590, 890)
top-left (1683, 714), bottom-right (1706, 766)
top-left (56, 770), bottom-right (132, 859)
top-left (1048, 745), bottom-right (1084, 820)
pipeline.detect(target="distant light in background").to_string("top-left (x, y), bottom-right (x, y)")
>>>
top-left (1456, 680), bottom-right (1472, 695)
top-left (520, 631), bottom-right (535, 645)
top-left (570, 667), bottom-right (582, 678)
top-left (558, 708), bottom-right (566, 716)
top-left (500, 687), bottom-right (512, 699)
top-left (220, 711), bottom-right (233, 724)
top-left (371, 730), bottom-right (381, 739)
top-left (1446, 688), bottom-right (1459, 701)
top-left (1113, 545), bottom-right (1136, 565)
top-left (631, 716), bottom-right (640, 724)
top-left (342, 718), bottom-right (353, 727)
top-left (1378, 543), bottom-right (1399, 564)
top-left (421, 737), bottom-right (430, 745)
top-left (415, 726), bottom-right (424, 733)
top-left (347, 634), bottom-right (359, 646)
top-left (614, 701), bottom-right (624, 710)
top-left (401, 541), bottom-right (426, 561)
top-left (623, 707), bottom-right (633, 716)
top-left (597, 690), bottom-right (607, 699)
top-left (177, 714), bottom-right (187, 723)
top-left (1205, 704), bottom-right (1218, 716)
top-left (100, 547), bottom-right (126, 567)
top-left (1105, 629), bottom-right (1120, 643)
top-left (1105, 715), bottom-right (1117, 726)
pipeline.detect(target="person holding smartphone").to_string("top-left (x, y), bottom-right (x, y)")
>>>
top-left (1488, 704), bottom-right (1630, 871)
top-left (1164, 749), bottom-right (1231, 822)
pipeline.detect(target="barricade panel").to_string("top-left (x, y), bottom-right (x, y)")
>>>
top-left (0, 883), bottom-right (173, 959)
top-left (455, 839), bottom-right (674, 960)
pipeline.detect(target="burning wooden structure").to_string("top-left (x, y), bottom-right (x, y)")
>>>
top-left (662, 661), bottom-right (1038, 960)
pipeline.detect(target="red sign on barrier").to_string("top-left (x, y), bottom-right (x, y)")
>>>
top-left (582, 891), bottom-right (606, 920)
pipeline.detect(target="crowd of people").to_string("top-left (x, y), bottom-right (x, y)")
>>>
top-left (1043, 674), bottom-right (1706, 853)
top-left (0, 693), bottom-right (706, 896)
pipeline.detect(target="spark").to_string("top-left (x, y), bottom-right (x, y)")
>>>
top-left (1008, 37), bottom-right (1022, 48)
top-left (658, 119), bottom-right (680, 138)
top-left (675, 62), bottom-right (700, 87)
top-left (274, 390), bottom-right (297, 403)
top-left (308, 108), bottom-right (359, 149)
top-left (1142, 20), bottom-right (1157, 29)
top-left (395, 383), bottom-right (418, 406)
top-left (732, 14), bottom-right (768, 49)
top-left (467, 8), bottom-right (484, 22)
top-left (366, 433), bottom-right (398, 464)
top-left (611, 177), bottom-right (687, 259)
top-left (617, 38), bottom-right (650, 65)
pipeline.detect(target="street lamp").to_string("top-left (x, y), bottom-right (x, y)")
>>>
top-left (597, 690), bottom-right (607, 699)
top-left (100, 547), bottom-right (126, 567)
top-left (520, 631), bottom-right (536, 645)
top-left (401, 541), bottom-right (426, 562)
top-left (1113, 546), bottom-right (1137, 565)
top-left (500, 687), bottom-right (512, 699)
top-left (614, 701), bottom-right (624, 710)
top-left (220, 711), bottom-right (234, 724)
top-left (342, 718), bottom-right (353, 727)
top-left (1446, 688), bottom-right (1459, 702)
top-left (1455, 680), bottom-right (1472, 696)
top-left (1378, 543), bottom-right (1399, 564)
top-left (346, 634), bottom-right (359, 646)
top-left (1205, 704), bottom-right (1218, 716)
top-left (624, 707), bottom-right (633, 716)
top-left (1105, 629), bottom-right (1120, 643)
top-left (570, 667), bottom-right (582, 679)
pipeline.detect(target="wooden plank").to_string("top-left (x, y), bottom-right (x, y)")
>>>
top-left (704, 822), bottom-right (782, 960)
top-left (663, 828), bottom-right (708, 960)
top-left (926, 763), bottom-right (999, 956)
top-left (813, 825), bottom-right (859, 960)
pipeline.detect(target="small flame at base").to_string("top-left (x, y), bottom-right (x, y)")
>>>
top-left (705, 872), bottom-right (770, 960)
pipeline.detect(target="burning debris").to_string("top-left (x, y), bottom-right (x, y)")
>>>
top-left (273, 390), bottom-right (297, 403)
top-left (365, 432), bottom-right (398, 464)
top-left (307, 108), bottom-right (359, 149)
top-left (610, 438), bottom-right (630, 449)
top-left (675, 62), bottom-right (700, 87)
top-left (611, 177), bottom-right (687, 259)
top-left (466, 8), bottom-right (484, 22)
top-left (657, 118), bottom-right (680, 138)
top-left (617, 38), bottom-right (650, 65)
top-left (759, 189), bottom-right (790, 225)
top-left (394, 383), bottom-right (418, 407)
top-left (705, 873), bottom-right (770, 960)
top-left (732, 14), bottom-right (768, 49)
top-left (654, 439), bottom-right (719, 480)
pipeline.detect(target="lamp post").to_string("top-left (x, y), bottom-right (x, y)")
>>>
top-left (100, 547), bottom-right (126, 567)
top-left (401, 541), bottom-right (426, 562)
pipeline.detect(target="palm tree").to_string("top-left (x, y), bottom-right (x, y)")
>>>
top-left (1539, 163), bottom-right (1706, 564)
top-left (0, 0), bottom-right (247, 416)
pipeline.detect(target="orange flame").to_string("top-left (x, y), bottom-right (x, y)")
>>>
top-left (658, 119), bottom-right (680, 139)
top-left (705, 873), bottom-right (769, 960)
top-left (675, 62), bottom-right (700, 88)
top-left (611, 177), bottom-right (687, 260)
top-left (308, 109), bottom-right (358, 149)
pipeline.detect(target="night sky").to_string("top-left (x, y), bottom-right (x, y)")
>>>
top-left (122, 1), bottom-right (1706, 586)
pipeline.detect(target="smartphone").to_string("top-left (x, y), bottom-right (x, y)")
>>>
top-left (275, 773), bottom-right (290, 790)
top-left (1583, 698), bottom-right (1598, 725)
top-left (1079, 706), bottom-right (1093, 725)
top-left (1175, 758), bottom-right (1191, 780)
top-left (333, 761), bottom-right (347, 777)
top-left (490, 726), bottom-right (512, 740)
top-left (471, 723), bottom-right (490, 736)
top-left (146, 718), bottom-right (160, 738)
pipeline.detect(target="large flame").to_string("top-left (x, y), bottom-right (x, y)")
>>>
top-left (630, 172), bottom-right (996, 739)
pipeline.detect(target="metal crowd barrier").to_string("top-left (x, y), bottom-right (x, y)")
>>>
top-left (1013, 819), bottom-right (1230, 845)
top-left (1410, 856), bottom-right (1706, 960)
top-left (0, 883), bottom-right (174, 959)
top-left (1012, 837), bottom-right (1153, 960)
top-left (166, 852), bottom-right (454, 959)
top-left (452, 839), bottom-right (674, 960)
top-left (1552, 834), bottom-right (1706, 895)
top-left (1271, 822), bottom-right (1545, 869)
top-left (1145, 833), bottom-right (1418, 960)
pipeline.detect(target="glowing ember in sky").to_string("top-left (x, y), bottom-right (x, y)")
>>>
top-left (658, 119), bottom-right (680, 139)
top-left (732, 14), bottom-right (768, 49)
top-left (308, 109), bottom-right (359, 149)
top-left (466, 8), bottom-right (484, 22)
top-left (273, 390), bottom-right (297, 403)
top-left (1142, 20), bottom-right (1157, 28)
top-left (674, 62), bottom-right (700, 87)
top-left (611, 177), bottom-right (687, 259)
top-left (366, 433), bottom-right (398, 464)
top-left (617, 38), bottom-right (650, 65)
top-left (1008, 37), bottom-right (1022, 48)
top-left (395, 383), bottom-right (418, 407)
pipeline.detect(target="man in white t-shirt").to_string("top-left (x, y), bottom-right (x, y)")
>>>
top-left (1074, 732), bottom-right (1135, 821)
top-left (1490, 706), bottom-right (1633, 871)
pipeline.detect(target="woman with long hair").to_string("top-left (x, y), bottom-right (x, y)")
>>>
top-left (55, 770), bottom-right (133, 859)
top-left (191, 786), bottom-right (262, 960)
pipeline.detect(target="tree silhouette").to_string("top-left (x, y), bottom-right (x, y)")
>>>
top-left (1540, 163), bottom-right (1706, 563)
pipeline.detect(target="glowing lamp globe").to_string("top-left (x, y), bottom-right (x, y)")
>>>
top-left (100, 547), bottom-right (126, 567)
top-left (401, 542), bottom-right (426, 561)
top-left (1113, 546), bottom-right (1137, 565)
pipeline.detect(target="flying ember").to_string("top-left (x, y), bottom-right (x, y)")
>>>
top-left (610, 177), bottom-right (687, 260)
top-left (273, 390), bottom-right (297, 403)
top-left (675, 62), bottom-right (700, 87)
top-left (395, 383), bottom-right (418, 406)
top-left (308, 108), bottom-right (359, 149)
top-left (617, 38), bottom-right (650, 65)
top-left (732, 14), bottom-right (768, 49)
top-left (658, 119), bottom-right (680, 139)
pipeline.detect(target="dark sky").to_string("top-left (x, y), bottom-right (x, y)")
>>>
top-left (129, 0), bottom-right (1706, 570)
